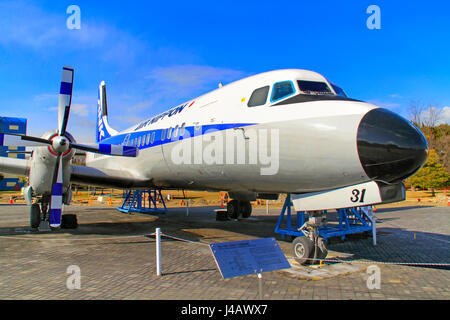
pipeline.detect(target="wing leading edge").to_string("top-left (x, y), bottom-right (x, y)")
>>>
top-left (0, 158), bottom-right (150, 190)
top-left (0, 157), bottom-right (29, 176)
top-left (70, 164), bottom-right (152, 189)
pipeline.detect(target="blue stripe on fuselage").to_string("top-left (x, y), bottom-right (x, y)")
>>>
top-left (98, 123), bottom-right (257, 152)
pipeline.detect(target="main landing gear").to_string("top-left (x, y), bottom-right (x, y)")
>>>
top-left (227, 200), bottom-right (252, 219)
top-left (30, 197), bottom-right (78, 230)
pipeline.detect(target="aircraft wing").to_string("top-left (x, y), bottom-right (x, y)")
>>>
top-left (0, 157), bottom-right (30, 176)
top-left (0, 156), bottom-right (151, 189)
top-left (70, 164), bottom-right (153, 189)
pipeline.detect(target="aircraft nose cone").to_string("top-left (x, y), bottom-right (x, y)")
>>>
top-left (357, 108), bottom-right (428, 183)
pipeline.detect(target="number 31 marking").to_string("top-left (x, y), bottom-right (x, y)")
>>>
top-left (350, 188), bottom-right (366, 203)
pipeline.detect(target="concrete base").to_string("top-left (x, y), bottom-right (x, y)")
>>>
top-left (38, 221), bottom-right (51, 232)
top-left (283, 258), bottom-right (366, 280)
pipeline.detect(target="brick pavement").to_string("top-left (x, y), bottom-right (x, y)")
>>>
top-left (0, 204), bottom-right (448, 300)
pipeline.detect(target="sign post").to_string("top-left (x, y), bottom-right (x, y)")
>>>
top-left (156, 228), bottom-right (162, 276)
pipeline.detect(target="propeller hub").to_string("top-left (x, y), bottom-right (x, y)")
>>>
top-left (51, 135), bottom-right (70, 154)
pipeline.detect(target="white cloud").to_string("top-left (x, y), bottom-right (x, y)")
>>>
top-left (367, 100), bottom-right (401, 114)
top-left (145, 64), bottom-right (246, 103)
top-left (127, 100), bottom-right (157, 112)
top-left (71, 104), bottom-right (89, 117)
top-left (147, 65), bottom-right (245, 89)
top-left (440, 106), bottom-right (450, 124)
top-left (0, 1), bottom-right (143, 64)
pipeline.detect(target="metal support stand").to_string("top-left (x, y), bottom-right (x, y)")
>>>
top-left (275, 193), bottom-right (375, 241)
top-left (116, 189), bottom-right (167, 214)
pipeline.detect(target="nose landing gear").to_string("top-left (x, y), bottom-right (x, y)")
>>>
top-left (227, 200), bottom-right (252, 219)
top-left (291, 211), bottom-right (328, 265)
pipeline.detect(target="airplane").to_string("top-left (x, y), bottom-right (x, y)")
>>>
top-left (0, 66), bottom-right (428, 263)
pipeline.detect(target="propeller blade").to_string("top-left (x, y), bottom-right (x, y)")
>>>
top-left (70, 142), bottom-right (139, 157)
top-left (49, 155), bottom-right (63, 228)
top-left (58, 66), bottom-right (74, 136)
top-left (0, 133), bottom-right (52, 147)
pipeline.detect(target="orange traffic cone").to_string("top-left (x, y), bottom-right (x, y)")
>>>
top-left (108, 197), bottom-right (112, 207)
top-left (9, 196), bottom-right (13, 204)
top-left (88, 197), bottom-right (92, 206)
top-left (220, 199), bottom-right (224, 209)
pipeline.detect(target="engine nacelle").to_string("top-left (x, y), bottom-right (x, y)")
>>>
top-left (28, 130), bottom-right (75, 197)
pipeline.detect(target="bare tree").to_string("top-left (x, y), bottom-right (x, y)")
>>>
top-left (408, 100), bottom-right (426, 126)
top-left (422, 105), bottom-right (443, 127)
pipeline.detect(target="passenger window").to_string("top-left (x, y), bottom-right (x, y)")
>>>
top-left (151, 132), bottom-right (155, 144)
top-left (161, 129), bottom-right (166, 140)
top-left (271, 81), bottom-right (295, 102)
top-left (179, 123), bottom-right (186, 136)
top-left (146, 133), bottom-right (150, 145)
top-left (248, 86), bottom-right (269, 107)
top-left (173, 125), bottom-right (179, 138)
top-left (167, 127), bottom-right (172, 139)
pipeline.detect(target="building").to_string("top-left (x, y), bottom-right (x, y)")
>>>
top-left (0, 117), bottom-right (27, 191)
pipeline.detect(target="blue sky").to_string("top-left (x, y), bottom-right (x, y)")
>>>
top-left (0, 0), bottom-right (449, 142)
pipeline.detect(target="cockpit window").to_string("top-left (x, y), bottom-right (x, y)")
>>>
top-left (330, 83), bottom-right (348, 98)
top-left (248, 86), bottom-right (269, 107)
top-left (271, 81), bottom-right (295, 102)
top-left (297, 80), bottom-right (333, 95)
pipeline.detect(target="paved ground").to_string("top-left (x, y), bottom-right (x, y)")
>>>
top-left (0, 203), bottom-right (448, 300)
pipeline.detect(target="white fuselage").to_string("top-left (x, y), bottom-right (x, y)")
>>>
top-left (86, 69), bottom-right (377, 194)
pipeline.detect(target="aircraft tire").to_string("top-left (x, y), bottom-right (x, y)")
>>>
top-left (227, 200), bottom-right (239, 219)
top-left (61, 214), bottom-right (78, 229)
top-left (30, 204), bottom-right (41, 229)
top-left (292, 236), bottom-right (313, 265)
top-left (239, 201), bottom-right (252, 218)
